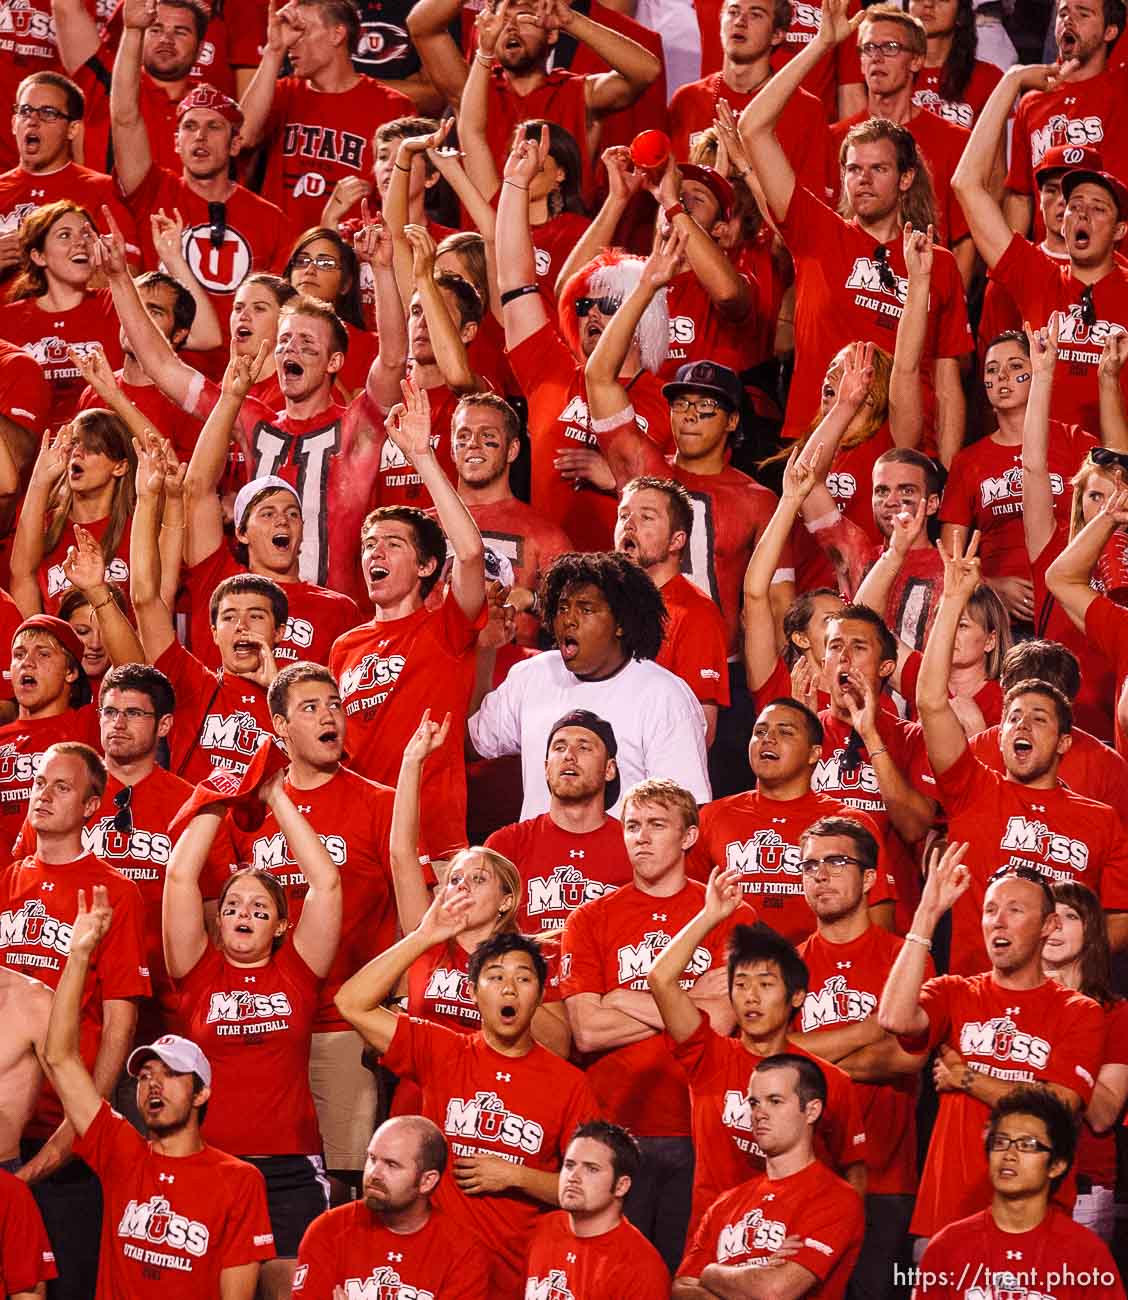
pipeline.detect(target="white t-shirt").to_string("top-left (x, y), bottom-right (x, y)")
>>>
top-left (469, 652), bottom-right (711, 820)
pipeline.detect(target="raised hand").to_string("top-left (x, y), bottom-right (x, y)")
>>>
top-left (419, 881), bottom-right (475, 943)
top-left (162, 439), bottom-right (187, 500)
top-left (403, 708), bottom-right (452, 766)
top-left (920, 839), bottom-right (972, 918)
top-left (903, 222), bottom-right (934, 278)
top-left (61, 524), bottom-right (108, 595)
top-left (503, 124), bottom-right (549, 188)
top-left (150, 208), bottom-right (186, 268)
top-left (781, 441), bottom-right (826, 503)
top-left (835, 340), bottom-right (875, 412)
top-left (840, 669), bottom-right (878, 738)
top-left (238, 632), bottom-right (279, 689)
top-left (221, 337), bottom-right (271, 398)
top-left (713, 98), bottom-right (751, 176)
top-left (92, 205), bottom-right (128, 277)
top-left (819, 0), bottom-right (857, 48)
top-left (887, 496), bottom-right (927, 560)
top-left (122, 0), bottom-right (157, 28)
top-left (1100, 482), bottom-right (1128, 527)
top-left (266, 0), bottom-right (304, 52)
top-left (602, 145), bottom-right (644, 204)
top-left (67, 344), bottom-right (118, 403)
top-left (1098, 330), bottom-right (1128, 385)
top-left (479, 581), bottom-right (518, 649)
top-left (403, 223), bottom-right (437, 281)
top-left (322, 175), bottom-right (370, 226)
top-left (475, 0), bottom-right (511, 56)
top-left (132, 429), bottom-right (167, 499)
top-left (385, 376), bottom-right (434, 463)
top-left (29, 425), bottom-right (73, 491)
top-left (1024, 316), bottom-right (1060, 379)
top-left (703, 866), bottom-right (743, 925)
top-left (939, 530), bottom-right (981, 604)
top-left (352, 200), bottom-right (392, 267)
top-left (641, 222), bottom-right (688, 290)
top-left (70, 885), bottom-right (113, 960)
top-left (537, 0), bottom-right (574, 35)
top-left (789, 655), bottom-right (820, 713)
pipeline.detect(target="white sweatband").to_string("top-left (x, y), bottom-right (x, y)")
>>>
top-left (804, 509), bottom-right (841, 534)
top-left (589, 404), bottom-right (636, 436)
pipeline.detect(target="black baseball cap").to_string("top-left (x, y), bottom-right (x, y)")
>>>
top-left (662, 360), bottom-right (743, 412)
top-left (546, 710), bottom-right (620, 808)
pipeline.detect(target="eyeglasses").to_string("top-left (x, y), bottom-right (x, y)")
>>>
top-left (575, 296), bottom-right (621, 318)
top-left (112, 785), bottom-right (133, 835)
top-left (670, 397), bottom-right (724, 417)
top-left (987, 1134), bottom-right (1053, 1155)
top-left (293, 254), bottom-right (341, 270)
top-left (798, 854), bottom-right (865, 878)
top-left (859, 39), bottom-right (911, 58)
top-left (99, 706), bottom-right (157, 723)
top-left (1078, 285), bottom-right (1096, 328)
top-left (1091, 447), bottom-right (1128, 472)
top-left (13, 103), bottom-right (71, 123)
top-left (873, 245), bottom-right (899, 296)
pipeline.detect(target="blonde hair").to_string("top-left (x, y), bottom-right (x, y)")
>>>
top-left (447, 847), bottom-right (523, 934)
top-left (621, 779), bottom-right (699, 830)
top-left (859, 4), bottom-right (927, 55)
top-left (1070, 454), bottom-right (1128, 541)
top-left (43, 408), bottom-right (136, 567)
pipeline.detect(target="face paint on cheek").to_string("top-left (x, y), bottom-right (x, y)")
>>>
top-left (1016, 373), bottom-right (1031, 383)
top-left (984, 380), bottom-right (994, 390)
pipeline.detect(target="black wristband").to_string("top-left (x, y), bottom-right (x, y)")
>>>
top-left (499, 284), bottom-right (540, 306)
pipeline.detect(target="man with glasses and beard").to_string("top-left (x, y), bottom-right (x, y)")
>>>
top-left (44, 885), bottom-right (275, 1297)
top-left (292, 1116), bottom-right (486, 1298)
top-left (917, 533), bottom-right (1128, 976)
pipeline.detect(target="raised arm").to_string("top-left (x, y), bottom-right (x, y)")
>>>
top-left (236, 0), bottom-right (300, 150)
top-left (854, 499), bottom-right (926, 691)
top-left (110, 0), bottom-right (161, 199)
top-left (162, 810), bottom-right (223, 978)
top-left (129, 432), bottom-right (176, 662)
top-left (69, 344), bottom-right (155, 448)
top-left (889, 224), bottom-right (931, 450)
top-left (1099, 335), bottom-right (1128, 452)
top-left (9, 427), bottom-right (70, 616)
top-left (384, 120), bottom-right (449, 306)
top-left (1046, 483), bottom-right (1128, 632)
top-left (334, 886), bottom-right (475, 1053)
top-left (404, 224), bottom-right (485, 392)
top-left (50, 0), bottom-right (100, 74)
top-left (386, 378), bottom-right (486, 619)
top-left (43, 887), bottom-right (113, 1139)
top-left (551, 0), bottom-right (659, 117)
top-left (1022, 318), bottom-right (1062, 565)
top-left (61, 525), bottom-right (146, 666)
top-left (496, 131), bottom-right (552, 350)
top-left (554, 146), bottom-right (643, 296)
top-left (916, 532), bottom-right (980, 776)
top-left (390, 712), bottom-right (450, 934)
top-left (405, 0), bottom-right (471, 111)
top-left (737, 0), bottom-right (854, 224)
top-left (459, 4), bottom-right (507, 201)
top-left (358, 208), bottom-right (409, 413)
top-left (149, 211), bottom-right (224, 352)
top-left (878, 841), bottom-right (970, 1036)
top-left (952, 63), bottom-right (1072, 271)
top-left (262, 776), bottom-right (342, 977)
top-left (646, 867), bottom-right (741, 1044)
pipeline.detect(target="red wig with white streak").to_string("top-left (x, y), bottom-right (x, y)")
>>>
top-left (558, 250), bottom-right (669, 375)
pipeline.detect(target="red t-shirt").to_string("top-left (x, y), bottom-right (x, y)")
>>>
top-left (176, 941), bottom-right (322, 1156)
top-left (525, 1212), bottom-right (670, 1300)
top-left (678, 1159), bottom-right (864, 1296)
top-left (260, 76), bottom-right (414, 228)
top-left (657, 573), bottom-right (731, 708)
top-left (1077, 998), bottom-right (1128, 1187)
top-left (222, 766), bottom-right (395, 1032)
top-left (935, 746), bottom-right (1128, 976)
top-left (505, 320), bottom-right (669, 552)
top-left (532, 211), bottom-right (592, 297)
top-left (0, 339), bottom-right (51, 434)
top-left (183, 377), bottom-right (385, 603)
top-left (1084, 594), bottom-right (1128, 759)
top-left (153, 638), bottom-right (273, 785)
top-left (184, 545), bottom-right (360, 672)
top-left (939, 425), bottom-right (1097, 580)
top-left (122, 164), bottom-right (292, 333)
top-left (0, 163), bottom-right (138, 258)
top-left (798, 924), bottom-right (927, 1197)
top-left (830, 108), bottom-right (970, 249)
top-left (293, 1202), bottom-right (487, 1299)
top-left (670, 74), bottom-right (832, 199)
top-left (916, 1206), bottom-right (1125, 1300)
top-left (380, 1014), bottom-right (596, 1300)
top-left (911, 60), bottom-right (1003, 129)
top-left (688, 789), bottom-right (895, 945)
top-left (462, 497), bottom-right (572, 647)
top-left (370, 382), bottom-right (461, 508)
top-left (899, 651), bottom-right (1004, 730)
top-left (660, 266), bottom-right (761, 382)
top-left (329, 590), bottom-right (484, 860)
top-left (74, 1100), bottom-right (274, 1298)
top-left (0, 291), bottom-right (123, 429)
top-left (0, 707), bottom-right (101, 855)
top-left (560, 878), bottom-right (756, 1137)
top-left (0, 1168), bottom-right (56, 1293)
top-left (486, 813), bottom-right (634, 933)
top-left (672, 1016), bottom-right (866, 1233)
top-left (483, 67), bottom-right (592, 192)
top-left (36, 514), bottom-right (130, 615)
top-left (79, 372), bottom-right (203, 465)
top-left (903, 973), bottom-right (1104, 1239)
top-left (0, 853), bottom-right (149, 1134)
top-left (777, 185), bottom-right (972, 446)
top-left (990, 234), bottom-right (1128, 435)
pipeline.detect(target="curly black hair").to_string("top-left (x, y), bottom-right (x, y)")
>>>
top-left (541, 552), bottom-right (668, 663)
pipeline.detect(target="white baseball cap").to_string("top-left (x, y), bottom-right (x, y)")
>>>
top-left (127, 1034), bottom-right (212, 1087)
top-left (233, 476), bottom-right (301, 532)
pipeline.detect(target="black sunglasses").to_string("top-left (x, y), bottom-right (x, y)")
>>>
top-left (575, 296), bottom-right (621, 318)
top-left (207, 200), bottom-right (228, 251)
top-left (873, 245), bottom-right (899, 296)
top-left (986, 863), bottom-right (1054, 906)
top-left (1091, 447), bottom-right (1128, 473)
top-left (1078, 285), bottom-right (1096, 329)
top-left (112, 785), bottom-right (133, 835)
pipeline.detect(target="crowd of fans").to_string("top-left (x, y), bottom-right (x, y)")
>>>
top-left (2, 0), bottom-right (1128, 1294)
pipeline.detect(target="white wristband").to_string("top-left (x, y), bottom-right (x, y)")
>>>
top-left (904, 932), bottom-right (931, 951)
top-left (804, 508), bottom-right (840, 534)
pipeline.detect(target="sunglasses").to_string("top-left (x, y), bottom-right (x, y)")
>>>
top-left (207, 201), bottom-right (227, 252)
top-left (112, 785), bottom-right (133, 835)
top-left (873, 245), bottom-right (899, 296)
top-left (1078, 285), bottom-right (1096, 329)
top-left (1091, 447), bottom-right (1128, 473)
top-left (575, 296), bottom-right (621, 318)
top-left (986, 863), bottom-right (1054, 907)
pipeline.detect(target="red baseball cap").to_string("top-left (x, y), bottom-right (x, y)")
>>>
top-left (176, 82), bottom-right (244, 130)
top-left (169, 735), bottom-right (288, 835)
top-left (1035, 144), bottom-right (1105, 187)
top-left (14, 615), bottom-right (86, 671)
top-left (679, 164), bottom-right (735, 222)
top-left (1062, 167), bottom-right (1128, 222)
